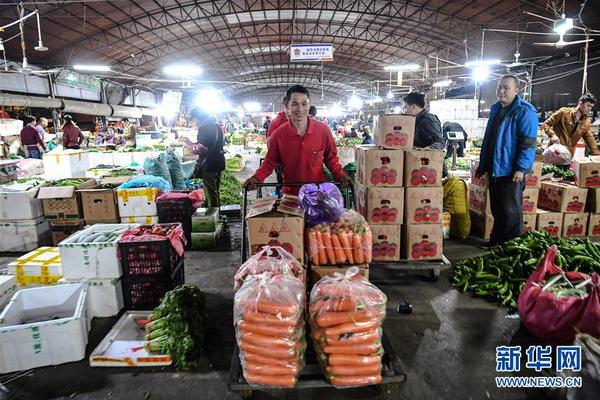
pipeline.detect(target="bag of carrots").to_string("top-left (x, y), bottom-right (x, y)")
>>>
top-left (234, 246), bottom-right (305, 291)
top-left (234, 273), bottom-right (306, 388)
top-left (309, 267), bottom-right (387, 387)
top-left (306, 209), bottom-right (372, 266)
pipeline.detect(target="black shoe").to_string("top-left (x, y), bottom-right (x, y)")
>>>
top-left (479, 242), bottom-right (497, 250)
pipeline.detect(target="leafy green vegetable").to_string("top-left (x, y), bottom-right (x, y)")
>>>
top-left (542, 164), bottom-right (574, 181)
top-left (219, 169), bottom-right (243, 206)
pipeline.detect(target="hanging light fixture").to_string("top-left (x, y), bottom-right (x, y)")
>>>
top-left (34, 11), bottom-right (48, 51)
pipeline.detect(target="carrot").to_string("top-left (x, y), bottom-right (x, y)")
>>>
top-left (326, 330), bottom-right (381, 346)
top-left (321, 227), bottom-right (337, 264)
top-left (244, 362), bottom-right (300, 375)
top-left (326, 364), bottom-right (381, 376)
top-left (323, 343), bottom-right (380, 355)
top-left (240, 341), bottom-right (298, 359)
top-left (330, 233), bottom-right (347, 264)
top-left (243, 372), bottom-right (297, 388)
top-left (362, 229), bottom-right (372, 263)
top-left (353, 231), bottom-right (365, 264)
top-left (240, 300), bottom-right (299, 317)
top-left (243, 352), bottom-right (301, 368)
top-left (315, 229), bottom-right (328, 265)
top-left (338, 230), bottom-right (354, 264)
top-left (329, 375), bottom-right (382, 386)
top-left (241, 332), bottom-right (296, 349)
top-left (328, 354), bottom-right (381, 366)
top-left (308, 230), bottom-right (319, 265)
top-left (316, 310), bottom-right (384, 327)
top-left (238, 321), bottom-right (299, 338)
top-left (312, 328), bottom-right (325, 341)
top-left (325, 319), bottom-right (380, 336)
top-left (243, 311), bottom-right (297, 326)
top-left (309, 297), bottom-right (358, 313)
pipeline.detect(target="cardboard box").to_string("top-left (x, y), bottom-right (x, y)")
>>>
top-left (49, 219), bottom-right (85, 246)
top-left (404, 149), bottom-right (444, 187)
top-left (588, 213), bottom-right (600, 237)
top-left (586, 188), bottom-right (600, 212)
top-left (356, 146), bottom-right (404, 187)
top-left (523, 213), bottom-right (537, 233)
top-left (355, 182), bottom-right (404, 224)
top-left (525, 161), bottom-right (543, 188)
top-left (373, 114), bottom-right (415, 149)
top-left (536, 209), bottom-right (562, 237)
top-left (37, 179), bottom-right (96, 220)
top-left (246, 195), bottom-right (304, 263)
top-left (404, 187), bottom-right (443, 224)
top-left (402, 224), bottom-right (443, 261)
top-left (562, 213), bottom-right (588, 238)
top-left (79, 186), bottom-right (120, 224)
top-left (311, 265), bottom-right (369, 285)
top-left (539, 182), bottom-right (588, 213)
top-left (574, 157), bottom-right (600, 188)
top-left (470, 160), bottom-right (488, 188)
top-left (470, 210), bottom-right (493, 240)
top-left (522, 188), bottom-right (539, 214)
top-left (370, 224), bottom-right (401, 261)
top-left (468, 184), bottom-right (491, 214)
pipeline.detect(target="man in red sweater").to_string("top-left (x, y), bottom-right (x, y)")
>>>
top-left (20, 115), bottom-right (46, 158)
top-left (267, 99), bottom-right (289, 138)
top-left (244, 85), bottom-right (351, 194)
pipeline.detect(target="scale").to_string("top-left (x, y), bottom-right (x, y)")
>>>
top-left (446, 131), bottom-right (465, 171)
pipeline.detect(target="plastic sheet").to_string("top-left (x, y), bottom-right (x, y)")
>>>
top-left (309, 267), bottom-right (387, 388)
top-left (144, 153), bottom-right (172, 186)
top-left (120, 223), bottom-right (186, 256)
top-left (542, 144), bottom-right (572, 165)
top-left (234, 273), bottom-right (305, 388)
top-left (118, 175), bottom-right (172, 193)
top-left (234, 246), bottom-right (305, 291)
top-left (299, 182), bottom-right (344, 225)
top-left (166, 153), bottom-right (185, 190)
top-left (157, 189), bottom-right (204, 208)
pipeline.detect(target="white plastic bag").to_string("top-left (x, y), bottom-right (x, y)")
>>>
top-left (234, 246), bottom-right (305, 291)
top-left (543, 144), bottom-right (572, 165)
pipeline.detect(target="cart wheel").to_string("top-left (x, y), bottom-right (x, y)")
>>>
top-left (428, 269), bottom-right (440, 281)
top-left (239, 389), bottom-right (253, 399)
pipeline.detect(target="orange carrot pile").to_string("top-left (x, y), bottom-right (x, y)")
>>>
top-left (309, 267), bottom-right (387, 387)
top-left (234, 245), bottom-right (305, 291)
top-left (307, 209), bottom-right (372, 266)
top-left (234, 273), bottom-right (305, 388)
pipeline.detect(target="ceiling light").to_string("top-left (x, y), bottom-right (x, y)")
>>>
top-left (472, 66), bottom-right (490, 82)
top-left (66, 72), bottom-right (76, 81)
top-left (195, 88), bottom-right (231, 113)
top-left (34, 12), bottom-right (48, 51)
top-left (348, 94), bottom-right (363, 110)
top-left (73, 64), bottom-right (111, 72)
top-left (465, 59), bottom-right (501, 68)
top-left (432, 79), bottom-right (453, 88)
top-left (384, 64), bottom-right (420, 71)
top-left (243, 102), bottom-right (262, 112)
top-left (386, 90), bottom-right (394, 99)
top-left (163, 64), bottom-right (203, 78)
top-left (553, 16), bottom-right (573, 34)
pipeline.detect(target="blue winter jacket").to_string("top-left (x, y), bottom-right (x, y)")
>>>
top-left (478, 95), bottom-right (538, 177)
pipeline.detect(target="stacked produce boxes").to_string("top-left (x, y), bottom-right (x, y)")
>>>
top-left (190, 207), bottom-right (223, 250)
top-left (79, 176), bottom-right (131, 225)
top-left (117, 186), bottom-right (160, 224)
top-left (538, 181), bottom-right (588, 238)
top-left (575, 156), bottom-right (600, 240)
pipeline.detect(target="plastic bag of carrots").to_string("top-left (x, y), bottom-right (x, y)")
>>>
top-left (306, 209), bottom-right (372, 266)
top-left (234, 273), bottom-right (306, 388)
top-left (309, 266), bottom-right (387, 387)
top-left (233, 246), bottom-right (305, 291)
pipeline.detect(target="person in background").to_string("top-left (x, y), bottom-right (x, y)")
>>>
top-left (309, 105), bottom-right (317, 118)
top-left (443, 121), bottom-right (468, 158)
top-left (61, 115), bottom-right (85, 150)
top-left (403, 92), bottom-right (444, 150)
top-left (244, 85), bottom-right (351, 195)
top-left (35, 117), bottom-right (48, 140)
top-left (362, 130), bottom-right (374, 144)
top-left (121, 118), bottom-right (137, 148)
top-left (542, 93), bottom-right (600, 157)
top-left (263, 115), bottom-right (271, 132)
top-left (224, 114), bottom-right (235, 135)
top-left (191, 108), bottom-right (225, 208)
top-left (476, 75), bottom-right (537, 248)
top-left (20, 115), bottom-right (46, 158)
top-left (347, 127), bottom-right (358, 138)
top-left (267, 96), bottom-right (290, 138)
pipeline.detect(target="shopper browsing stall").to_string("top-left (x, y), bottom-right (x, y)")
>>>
top-left (61, 115), bottom-right (85, 150)
top-left (475, 75), bottom-right (538, 248)
top-left (121, 118), bottom-right (137, 148)
top-left (20, 115), bottom-right (46, 158)
top-left (35, 117), bottom-right (49, 140)
top-left (244, 85), bottom-right (352, 195)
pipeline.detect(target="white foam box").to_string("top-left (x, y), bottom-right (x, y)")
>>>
top-left (59, 224), bottom-right (137, 280)
top-left (59, 278), bottom-right (123, 318)
top-left (131, 151), bottom-right (156, 166)
top-left (0, 275), bottom-right (17, 310)
top-left (112, 152), bottom-right (134, 167)
top-left (0, 183), bottom-right (44, 220)
top-left (0, 283), bottom-right (90, 373)
top-left (0, 217), bottom-right (51, 252)
top-left (7, 247), bottom-right (63, 288)
top-left (116, 187), bottom-right (160, 217)
top-left (120, 215), bottom-right (158, 224)
top-left (43, 149), bottom-right (90, 180)
top-left (87, 151), bottom-right (114, 170)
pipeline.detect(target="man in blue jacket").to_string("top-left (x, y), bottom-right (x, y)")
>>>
top-left (476, 75), bottom-right (538, 248)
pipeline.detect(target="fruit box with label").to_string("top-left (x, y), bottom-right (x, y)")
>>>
top-left (355, 182), bottom-right (404, 224)
top-left (404, 149), bottom-right (444, 187)
top-left (37, 179), bottom-right (97, 220)
top-left (539, 182), bottom-right (588, 213)
top-left (404, 187), bottom-right (443, 224)
top-left (522, 188), bottom-right (539, 214)
top-left (470, 160), bottom-right (488, 188)
top-left (525, 161), bottom-right (543, 188)
top-left (356, 145), bottom-right (404, 187)
top-left (562, 213), bottom-right (588, 238)
top-left (402, 224), bottom-right (443, 261)
top-left (311, 265), bottom-right (369, 285)
top-left (469, 210), bottom-right (493, 241)
top-left (468, 184), bottom-right (490, 214)
top-left (246, 195), bottom-right (305, 264)
top-left (587, 213), bottom-right (600, 237)
top-left (523, 213), bottom-right (537, 233)
top-left (574, 156), bottom-right (600, 188)
top-left (536, 209), bottom-right (563, 237)
top-left (370, 224), bottom-right (401, 261)
top-left (373, 114), bottom-right (415, 150)
top-left (586, 188), bottom-right (600, 212)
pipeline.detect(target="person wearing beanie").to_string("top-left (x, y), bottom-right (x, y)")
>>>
top-left (403, 92), bottom-right (444, 150)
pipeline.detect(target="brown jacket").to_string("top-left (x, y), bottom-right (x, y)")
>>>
top-left (542, 107), bottom-right (599, 155)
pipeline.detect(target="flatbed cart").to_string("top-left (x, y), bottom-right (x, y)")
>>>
top-left (230, 182), bottom-right (406, 398)
top-left (371, 256), bottom-right (451, 281)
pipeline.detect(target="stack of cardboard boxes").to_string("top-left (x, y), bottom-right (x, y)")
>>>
top-left (355, 114), bottom-right (444, 261)
top-left (575, 156), bottom-right (600, 240)
top-left (537, 181), bottom-right (588, 238)
top-left (79, 176), bottom-right (130, 225)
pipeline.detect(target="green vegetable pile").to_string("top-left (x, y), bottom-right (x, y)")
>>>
top-left (219, 169), bottom-right (243, 206)
top-left (444, 157), bottom-right (471, 170)
top-left (542, 164), bottom-right (574, 181)
top-left (105, 167), bottom-right (137, 177)
top-left (451, 231), bottom-right (600, 308)
top-left (45, 178), bottom-right (88, 187)
top-left (540, 274), bottom-right (592, 299)
top-left (143, 285), bottom-right (208, 371)
top-left (472, 139), bottom-right (483, 148)
top-left (225, 155), bottom-right (243, 172)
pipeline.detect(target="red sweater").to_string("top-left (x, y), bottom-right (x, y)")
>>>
top-left (20, 125), bottom-right (46, 149)
top-left (62, 124), bottom-right (84, 148)
top-left (253, 118), bottom-right (345, 194)
top-left (267, 111), bottom-right (288, 138)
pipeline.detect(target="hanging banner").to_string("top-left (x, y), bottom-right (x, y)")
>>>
top-left (290, 44), bottom-right (334, 62)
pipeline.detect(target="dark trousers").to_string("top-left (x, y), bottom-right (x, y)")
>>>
top-left (489, 177), bottom-right (525, 245)
top-left (203, 171), bottom-right (221, 208)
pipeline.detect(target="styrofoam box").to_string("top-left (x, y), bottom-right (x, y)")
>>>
top-left (112, 152), bottom-right (134, 167)
top-left (0, 217), bottom-right (51, 252)
top-left (0, 184), bottom-right (44, 220)
top-left (117, 188), bottom-right (160, 217)
top-left (88, 151), bottom-right (114, 169)
top-left (59, 278), bottom-right (123, 318)
top-left (59, 224), bottom-right (137, 280)
top-left (0, 283), bottom-right (90, 373)
top-left (8, 247), bottom-right (63, 288)
top-left (0, 275), bottom-right (17, 310)
top-left (120, 215), bottom-right (158, 224)
top-left (131, 151), bottom-right (155, 166)
top-left (43, 149), bottom-right (90, 180)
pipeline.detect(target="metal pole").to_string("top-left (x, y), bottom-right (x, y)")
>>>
top-left (582, 32), bottom-right (589, 95)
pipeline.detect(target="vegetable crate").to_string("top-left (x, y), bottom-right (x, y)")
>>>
top-left (121, 261), bottom-right (184, 310)
top-left (157, 197), bottom-right (194, 249)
